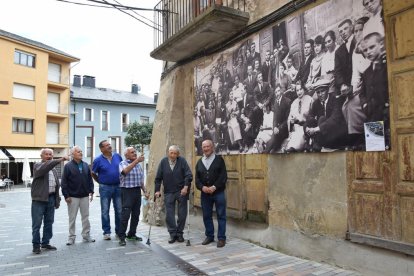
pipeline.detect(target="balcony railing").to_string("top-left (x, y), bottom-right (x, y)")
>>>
top-left (154, 0), bottom-right (246, 49)
top-left (47, 104), bottom-right (69, 115)
top-left (122, 123), bottom-right (129, 132)
top-left (46, 133), bottom-right (68, 145)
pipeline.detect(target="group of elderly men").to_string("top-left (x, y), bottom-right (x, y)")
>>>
top-left (30, 139), bottom-right (228, 254)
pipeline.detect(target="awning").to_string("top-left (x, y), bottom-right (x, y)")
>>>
top-left (0, 150), bottom-right (9, 163)
top-left (6, 149), bottom-right (42, 162)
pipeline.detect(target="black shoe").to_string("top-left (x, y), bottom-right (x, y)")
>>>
top-left (177, 236), bottom-right (184, 243)
top-left (202, 237), bottom-right (214, 245)
top-left (168, 236), bottom-right (177, 244)
top-left (126, 235), bottom-right (143, 241)
top-left (32, 247), bottom-right (41, 254)
top-left (217, 240), bottom-right (226, 248)
top-left (119, 239), bottom-right (126, 246)
top-left (41, 244), bottom-right (57, 250)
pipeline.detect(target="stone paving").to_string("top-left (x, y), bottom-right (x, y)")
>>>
top-left (0, 188), bottom-right (360, 275)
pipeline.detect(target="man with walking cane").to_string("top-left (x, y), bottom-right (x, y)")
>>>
top-left (154, 145), bottom-right (193, 243)
top-left (195, 139), bottom-right (228, 248)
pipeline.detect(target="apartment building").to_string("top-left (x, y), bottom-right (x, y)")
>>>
top-left (0, 29), bottom-right (79, 183)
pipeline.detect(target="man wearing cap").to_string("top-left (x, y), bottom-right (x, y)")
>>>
top-left (304, 78), bottom-right (348, 151)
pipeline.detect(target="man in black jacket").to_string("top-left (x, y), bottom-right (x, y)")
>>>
top-left (31, 149), bottom-right (68, 254)
top-left (155, 145), bottom-right (193, 243)
top-left (61, 146), bottom-right (95, 246)
top-left (195, 140), bottom-right (228, 248)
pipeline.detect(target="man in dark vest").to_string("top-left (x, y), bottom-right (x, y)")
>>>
top-left (195, 140), bottom-right (228, 248)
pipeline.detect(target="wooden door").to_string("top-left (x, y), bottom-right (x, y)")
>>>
top-left (286, 14), bottom-right (304, 71)
top-left (347, 0), bottom-right (414, 255)
top-left (192, 153), bottom-right (268, 222)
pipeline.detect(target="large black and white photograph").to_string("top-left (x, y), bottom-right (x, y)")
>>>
top-left (193, 0), bottom-right (389, 155)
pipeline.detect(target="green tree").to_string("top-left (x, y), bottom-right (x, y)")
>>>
top-left (124, 121), bottom-right (153, 153)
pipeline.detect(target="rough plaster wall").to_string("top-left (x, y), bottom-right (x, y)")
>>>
top-left (267, 152), bottom-right (348, 237)
top-left (246, 0), bottom-right (292, 23)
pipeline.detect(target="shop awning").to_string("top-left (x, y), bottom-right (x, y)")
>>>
top-left (0, 150), bottom-right (9, 163)
top-left (6, 149), bottom-right (42, 162)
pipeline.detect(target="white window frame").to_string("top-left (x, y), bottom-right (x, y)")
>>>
top-left (140, 116), bottom-right (150, 124)
top-left (14, 49), bottom-right (36, 68)
top-left (13, 83), bottom-right (35, 101)
top-left (84, 108), bottom-right (94, 122)
top-left (121, 113), bottom-right (129, 132)
top-left (101, 110), bottom-right (110, 131)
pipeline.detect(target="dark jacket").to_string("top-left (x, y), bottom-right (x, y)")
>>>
top-left (155, 156), bottom-right (193, 194)
top-left (195, 155), bottom-right (227, 194)
top-left (61, 160), bottom-right (94, 199)
top-left (32, 159), bottom-right (61, 208)
top-left (334, 38), bottom-right (356, 90)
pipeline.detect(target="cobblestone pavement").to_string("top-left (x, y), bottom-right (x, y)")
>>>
top-left (0, 188), bottom-right (360, 276)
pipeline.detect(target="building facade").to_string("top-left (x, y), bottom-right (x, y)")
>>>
top-left (0, 29), bottom-right (79, 183)
top-left (70, 75), bottom-right (157, 168)
top-left (146, 0), bottom-right (414, 275)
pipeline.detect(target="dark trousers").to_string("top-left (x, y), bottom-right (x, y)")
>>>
top-left (31, 194), bottom-right (55, 248)
top-left (201, 190), bottom-right (226, 241)
top-left (119, 187), bottom-right (141, 239)
top-left (164, 191), bottom-right (188, 237)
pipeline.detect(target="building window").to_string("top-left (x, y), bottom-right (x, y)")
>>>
top-left (12, 118), bottom-right (33, 133)
top-left (140, 116), bottom-right (149, 124)
top-left (46, 122), bottom-right (59, 144)
top-left (121, 113), bottom-right (129, 132)
top-left (48, 63), bottom-right (61, 83)
top-left (47, 92), bottom-right (60, 113)
top-left (86, 137), bottom-right (92, 157)
top-left (13, 83), bottom-right (35, 101)
top-left (84, 108), bottom-right (93, 121)
top-left (14, 50), bottom-right (36, 67)
top-left (101, 111), bottom-right (109, 131)
top-left (109, 137), bottom-right (119, 153)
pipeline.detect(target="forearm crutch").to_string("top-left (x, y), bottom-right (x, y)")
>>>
top-left (146, 196), bottom-right (158, 245)
top-left (186, 191), bottom-right (192, 246)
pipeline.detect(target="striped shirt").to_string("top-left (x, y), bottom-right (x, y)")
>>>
top-left (119, 159), bottom-right (144, 188)
top-left (48, 171), bottom-right (56, 194)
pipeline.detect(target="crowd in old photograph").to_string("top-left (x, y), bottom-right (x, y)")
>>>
top-left (194, 0), bottom-right (389, 155)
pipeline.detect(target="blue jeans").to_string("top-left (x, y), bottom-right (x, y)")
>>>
top-left (99, 184), bottom-right (122, 235)
top-left (201, 190), bottom-right (226, 241)
top-left (31, 195), bottom-right (55, 247)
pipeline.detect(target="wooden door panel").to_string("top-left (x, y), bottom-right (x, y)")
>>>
top-left (354, 152), bottom-right (383, 180)
top-left (390, 7), bottom-right (414, 60)
top-left (394, 71), bottom-right (414, 120)
top-left (398, 133), bottom-right (414, 181)
top-left (355, 193), bottom-right (384, 236)
top-left (400, 197), bottom-right (414, 243)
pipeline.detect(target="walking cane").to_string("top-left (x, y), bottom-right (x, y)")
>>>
top-left (186, 191), bottom-right (192, 246)
top-left (146, 196), bottom-right (158, 245)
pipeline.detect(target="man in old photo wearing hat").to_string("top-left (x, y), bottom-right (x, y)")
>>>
top-left (304, 78), bottom-right (348, 151)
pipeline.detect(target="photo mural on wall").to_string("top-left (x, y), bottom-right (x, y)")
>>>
top-left (193, 0), bottom-right (388, 155)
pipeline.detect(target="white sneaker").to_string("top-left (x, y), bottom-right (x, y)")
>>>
top-left (103, 234), bottom-right (111, 240)
top-left (66, 239), bottom-right (75, 246)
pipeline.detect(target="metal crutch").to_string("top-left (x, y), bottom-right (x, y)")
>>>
top-left (186, 191), bottom-right (192, 246)
top-left (146, 196), bottom-right (159, 245)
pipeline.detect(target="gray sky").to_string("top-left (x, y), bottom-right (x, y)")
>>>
top-left (0, 0), bottom-right (162, 97)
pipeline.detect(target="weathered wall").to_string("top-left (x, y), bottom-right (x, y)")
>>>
top-left (146, 0), bottom-right (414, 274)
top-left (268, 152), bottom-right (348, 237)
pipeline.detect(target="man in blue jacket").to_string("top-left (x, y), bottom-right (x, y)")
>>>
top-left (61, 146), bottom-right (95, 246)
top-left (155, 145), bottom-right (193, 243)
